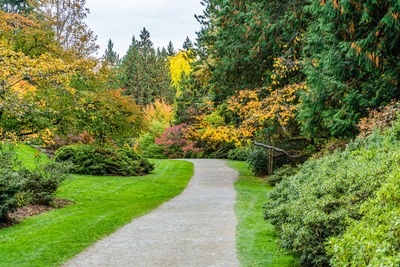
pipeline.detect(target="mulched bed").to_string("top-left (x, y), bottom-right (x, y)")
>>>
top-left (0, 198), bottom-right (74, 230)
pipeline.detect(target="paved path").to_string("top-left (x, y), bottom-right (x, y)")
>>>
top-left (64, 159), bottom-right (239, 267)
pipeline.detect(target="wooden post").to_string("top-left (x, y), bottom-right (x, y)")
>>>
top-left (267, 133), bottom-right (273, 175)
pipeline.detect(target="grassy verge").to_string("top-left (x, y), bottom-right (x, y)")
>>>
top-left (227, 161), bottom-right (298, 267)
top-left (0, 145), bottom-right (194, 267)
top-left (15, 144), bottom-right (49, 169)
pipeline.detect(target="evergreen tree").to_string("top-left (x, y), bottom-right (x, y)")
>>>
top-left (167, 41), bottom-right (175, 56)
top-left (161, 47), bottom-right (168, 57)
top-left (182, 36), bottom-right (193, 50)
top-left (130, 35), bottom-right (137, 46)
top-left (103, 39), bottom-right (119, 66)
top-left (196, 0), bottom-right (307, 103)
top-left (299, 0), bottom-right (400, 138)
top-left (119, 30), bottom-right (174, 105)
top-left (138, 27), bottom-right (153, 52)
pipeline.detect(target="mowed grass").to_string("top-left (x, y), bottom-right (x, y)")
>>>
top-left (0, 145), bottom-right (194, 267)
top-left (228, 161), bottom-right (298, 267)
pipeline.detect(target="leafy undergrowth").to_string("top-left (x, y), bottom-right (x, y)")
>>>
top-left (0, 145), bottom-right (194, 267)
top-left (264, 124), bottom-right (400, 265)
top-left (228, 161), bottom-right (298, 267)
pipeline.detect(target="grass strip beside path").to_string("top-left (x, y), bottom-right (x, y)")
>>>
top-left (0, 146), bottom-right (193, 267)
top-left (228, 161), bottom-right (298, 267)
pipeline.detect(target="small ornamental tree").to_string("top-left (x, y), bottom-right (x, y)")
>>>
top-left (155, 124), bottom-right (202, 158)
top-left (0, 11), bottom-right (84, 143)
top-left (77, 89), bottom-right (146, 145)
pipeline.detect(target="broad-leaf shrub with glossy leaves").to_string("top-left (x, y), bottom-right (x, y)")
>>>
top-left (227, 147), bottom-right (249, 161)
top-left (264, 126), bottom-right (400, 265)
top-left (327, 169), bottom-right (400, 266)
top-left (327, 124), bottom-right (400, 266)
top-left (246, 147), bottom-right (270, 176)
top-left (266, 164), bottom-right (299, 186)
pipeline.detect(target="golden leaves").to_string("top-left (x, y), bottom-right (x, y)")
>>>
top-left (169, 51), bottom-right (193, 96)
top-left (143, 99), bottom-right (174, 125)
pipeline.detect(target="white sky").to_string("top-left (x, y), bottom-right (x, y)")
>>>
top-left (85, 0), bottom-right (204, 58)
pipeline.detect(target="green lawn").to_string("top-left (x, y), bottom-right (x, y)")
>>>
top-left (228, 161), bottom-right (298, 267)
top-left (15, 144), bottom-right (49, 169)
top-left (0, 145), bottom-right (194, 267)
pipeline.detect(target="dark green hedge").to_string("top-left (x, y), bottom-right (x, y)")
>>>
top-left (54, 144), bottom-right (154, 176)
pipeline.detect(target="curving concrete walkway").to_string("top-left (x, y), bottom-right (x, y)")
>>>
top-left (64, 159), bottom-right (239, 267)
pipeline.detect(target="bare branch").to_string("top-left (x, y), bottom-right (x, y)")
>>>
top-left (252, 141), bottom-right (309, 159)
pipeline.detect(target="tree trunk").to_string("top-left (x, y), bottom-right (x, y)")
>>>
top-left (267, 133), bottom-right (273, 175)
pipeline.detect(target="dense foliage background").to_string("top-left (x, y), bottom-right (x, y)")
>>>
top-left (1, 0), bottom-right (400, 265)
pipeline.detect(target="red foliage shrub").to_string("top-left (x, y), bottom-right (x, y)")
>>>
top-left (358, 102), bottom-right (400, 138)
top-left (155, 124), bottom-right (203, 158)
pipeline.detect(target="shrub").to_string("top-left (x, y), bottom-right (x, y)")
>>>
top-left (227, 147), bottom-right (249, 161)
top-left (54, 144), bottom-right (154, 176)
top-left (137, 133), bottom-right (166, 159)
top-left (143, 99), bottom-right (174, 127)
top-left (0, 170), bottom-right (23, 222)
top-left (155, 124), bottom-right (203, 158)
top-left (206, 143), bottom-right (234, 159)
top-left (0, 145), bottom-right (23, 222)
top-left (0, 144), bottom-right (71, 221)
top-left (327, 171), bottom-right (400, 266)
top-left (20, 161), bottom-right (70, 205)
top-left (266, 164), bottom-right (299, 186)
top-left (246, 147), bottom-right (270, 176)
top-left (357, 101), bottom-right (400, 138)
top-left (264, 126), bottom-right (400, 265)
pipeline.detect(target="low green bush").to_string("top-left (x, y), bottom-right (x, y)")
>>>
top-left (227, 147), bottom-right (249, 161)
top-left (246, 147), bottom-right (270, 176)
top-left (264, 127), bottom-right (400, 266)
top-left (0, 145), bottom-right (24, 221)
top-left (0, 144), bottom-right (68, 221)
top-left (0, 165), bottom-right (23, 222)
top-left (20, 161), bottom-right (70, 205)
top-left (137, 133), bottom-right (166, 159)
top-left (327, 170), bottom-right (400, 266)
top-left (206, 143), bottom-right (232, 159)
top-left (54, 144), bottom-right (154, 176)
top-left (266, 164), bottom-right (299, 186)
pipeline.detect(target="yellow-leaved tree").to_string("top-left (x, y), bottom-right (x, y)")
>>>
top-left (169, 51), bottom-right (193, 97)
top-left (0, 11), bottom-right (85, 144)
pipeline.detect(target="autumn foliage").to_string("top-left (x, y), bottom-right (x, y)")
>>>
top-left (143, 99), bottom-right (174, 126)
top-left (357, 102), bottom-right (400, 138)
top-left (155, 124), bottom-right (202, 158)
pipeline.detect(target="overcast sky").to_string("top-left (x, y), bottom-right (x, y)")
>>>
top-left (85, 0), bottom-right (204, 58)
